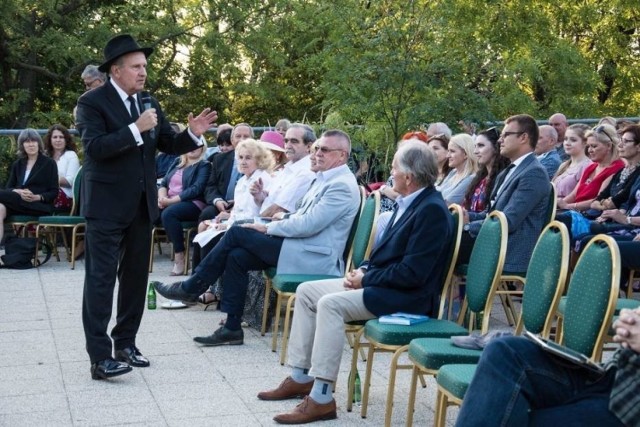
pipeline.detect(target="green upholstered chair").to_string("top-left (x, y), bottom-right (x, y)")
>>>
top-left (148, 221), bottom-right (198, 274)
top-left (355, 208), bottom-right (501, 426)
top-left (497, 182), bottom-right (557, 326)
top-left (35, 168), bottom-right (84, 269)
top-left (430, 220), bottom-right (570, 427)
top-left (346, 203), bottom-right (465, 414)
top-left (267, 189), bottom-right (375, 365)
top-left (399, 210), bottom-right (507, 426)
top-left (433, 233), bottom-right (619, 427)
top-left (6, 215), bottom-right (39, 237)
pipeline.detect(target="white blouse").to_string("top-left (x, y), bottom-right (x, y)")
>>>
top-left (56, 150), bottom-right (80, 197)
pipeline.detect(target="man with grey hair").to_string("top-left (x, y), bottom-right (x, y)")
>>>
top-left (258, 140), bottom-right (454, 424)
top-left (154, 130), bottom-right (360, 349)
top-left (80, 65), bottom-right (106, 91)
top-left (427, 121), bottom-right (452, 139)
top-left (535, 125), bottom-right (562, 179)
top-left (549, 112), bottom-right (569, 160)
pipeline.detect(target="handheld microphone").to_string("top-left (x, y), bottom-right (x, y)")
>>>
top-left (141, 91), bottom-right (155, 139)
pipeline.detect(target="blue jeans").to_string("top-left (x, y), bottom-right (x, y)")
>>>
top-left (160, 201), bottom-right (201, 253)
top-left (455, 336), bottom-right (622, 427)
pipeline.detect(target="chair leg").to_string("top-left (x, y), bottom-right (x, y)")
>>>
top-left (183, 229), bottom-right (192, 275)
top-left (405, 365), bottom-right (420, 427)
top-left (148, 228), bottom-right (156, 273)
top-left (385, 345), bottom-right (409, 426)
top-left (71, 226), bottom-right (78, 270)
top-left (279, 295), bottom-right (296, 366)
top-left (261, 277), bottom-right (273, 336)
top-left (347, 328), bottom-right (365, 412)
top-left (271, 292), bottom-right (284, 352)
top-left (434, 388), bottom-right (448, 427)
top-left (360, 343), bottom-right (376, 418)
top-left (627, 270), bottom-right (636, 299)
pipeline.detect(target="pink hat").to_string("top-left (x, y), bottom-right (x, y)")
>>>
top-left (259, 131), bottom-right (285, 152)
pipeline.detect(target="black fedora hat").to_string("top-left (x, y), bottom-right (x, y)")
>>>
top-left (98, 34), bottom-right (153, 72)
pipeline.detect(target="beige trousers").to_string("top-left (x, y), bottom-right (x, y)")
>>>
top-left (287, 278), bottom-right (375, 382)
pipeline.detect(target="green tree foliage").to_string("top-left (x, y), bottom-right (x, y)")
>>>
top-left (1, 0), bottom-right (638, 148)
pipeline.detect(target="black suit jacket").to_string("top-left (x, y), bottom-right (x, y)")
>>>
top-left (5, 153), bottom-right (59, 214)
top-left (75, 81), bottom-right (200, 223)
top-left (204, 150), bottom-right (235, 204)
top-left (361, 187), bottom-right (454, 317)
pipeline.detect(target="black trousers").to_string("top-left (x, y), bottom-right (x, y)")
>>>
top-left (82, 197), bottom-right (152, 363)
top-left (186, 226), bottom-right (283, 318)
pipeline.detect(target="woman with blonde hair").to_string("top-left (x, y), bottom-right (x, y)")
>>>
top-left (557, 124), bottom-right (624, 212)
top-left (437, 133), bottom-right (478, 205)
top-left (158, 145), bottom-right (210, 276)
top-left (552, 124), bottom-right (592, 198)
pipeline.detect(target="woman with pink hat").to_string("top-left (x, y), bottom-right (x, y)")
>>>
top-left (259, 130), bottom-right (287, 171)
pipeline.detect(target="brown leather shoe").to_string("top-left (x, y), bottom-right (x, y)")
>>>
top-left (273, 396), bottom-right (337, 424)
top-left (258, 376), bottom-right (313, 401)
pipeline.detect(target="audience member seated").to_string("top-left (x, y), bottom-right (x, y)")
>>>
top-left (548, 112), bottom-right (569, 160)
top-left (157, 145), bottom-right (210, 276)
top-left (552, 124), bottom-right (591, 198)
top-left (617, 238), bottom-right (640, 292)
top-left (454, 316), bottom-right (640, 427)
top-left (459, 115), bottom-right (550, 274)
top-left (0, 129), bottom-right (58, 243)
top-left (153, 130), bottom-right (360, 346)
top-left (206, 123), bottom-right (233, 161)
top-left (463, 127), bottom-right (510, 214)
top-left (426, 122), bottom-right (452, 139)
top-left (556, 124), bottom-right (625, 236)
top-left (199, 123), bottom-right (253, 222)
top-left (427, 133), bottom-right (452, 186)
top-left (437, 133), bottom-right (477, 205)
top-left (589, 124), bottom-right (640, 216)
top-left (378, 131), bottom-right (429, 213)
top-left (155, 122), bottom-right (184, 180)
top-left (44, 124), bottom-right (80, 211)
top-left (257, 140), bottom-right (454, 424)
top-left (258, 130), bottom-right (287, 171)
top-left (275, 118), bottom-right (291, 137)
top-left (535, 125), bottom-right (562, 179)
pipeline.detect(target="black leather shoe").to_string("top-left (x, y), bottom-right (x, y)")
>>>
top-left (91, 358), bottom-right (132, 380)
top-left (193, 326), bottom-right (244, 346)
top-left (115, 346), bottom-right (150, 368)
top-left (152, 281), bottom-right (200, 303)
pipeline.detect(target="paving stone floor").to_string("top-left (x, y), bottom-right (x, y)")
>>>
top-left (0, 244), bottom-right (528, 426)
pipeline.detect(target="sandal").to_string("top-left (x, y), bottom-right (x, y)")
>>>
top-left (198, 291), bottom-right (218, 309)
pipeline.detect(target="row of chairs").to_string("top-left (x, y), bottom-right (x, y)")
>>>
top-left (256, 192), bottom-right (635, 426)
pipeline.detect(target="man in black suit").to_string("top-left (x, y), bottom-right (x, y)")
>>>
top-left (75, 34), bottom-right (217, 380)
top-left (257, 140), bottom-right (454, 424)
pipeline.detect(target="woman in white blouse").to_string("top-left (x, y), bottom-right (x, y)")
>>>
top-left (44, 124), bottom-right (80, 211)
top-left (436, 133), bottom-right (478, 205)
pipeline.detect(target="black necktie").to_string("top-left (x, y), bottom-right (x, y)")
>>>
top-left (128, 95), bottom-right (139, 121)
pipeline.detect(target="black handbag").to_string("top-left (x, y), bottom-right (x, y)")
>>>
top-left (1, 236), bottom-right (52, 269)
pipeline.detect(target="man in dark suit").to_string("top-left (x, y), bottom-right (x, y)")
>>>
top-left (460, 114), bottom-right (550, 274)
top-left (75, 34), bottom-right (217, 380)
top-left (257, 140), bottom-right (454, 424)
top-left (199, 123), bottom-right (253, 221)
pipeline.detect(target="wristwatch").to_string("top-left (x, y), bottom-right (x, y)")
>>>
top-left (627, 216), bottom-right (632, 225)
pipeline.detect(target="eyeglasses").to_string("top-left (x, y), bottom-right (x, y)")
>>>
top-left (500, 131), bottom-right (525, 139)
top-left (593, 125), bottom-right (614, 143)
top-left (316, 145), bottom-right (345, 154)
